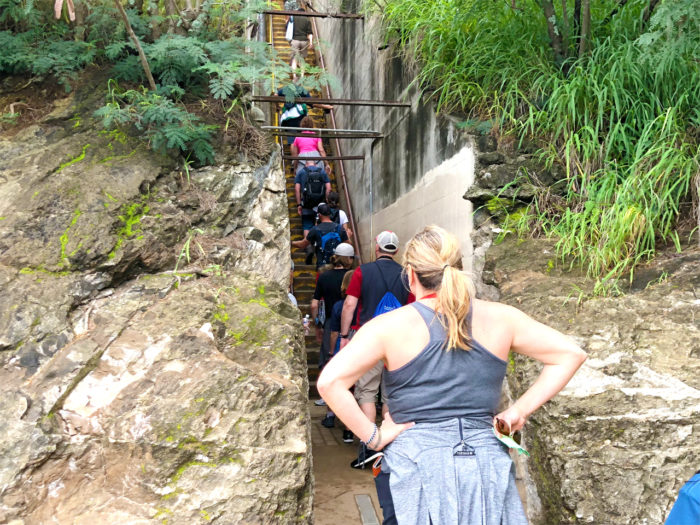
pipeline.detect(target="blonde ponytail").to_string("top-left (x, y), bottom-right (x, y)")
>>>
top-left (403, 225), bottom-right (475, 350)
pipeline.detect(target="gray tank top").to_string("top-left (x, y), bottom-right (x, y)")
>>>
top-left (384, 302), bottom-right (507, 424)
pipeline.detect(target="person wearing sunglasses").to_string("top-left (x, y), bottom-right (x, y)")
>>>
top-left (318, 225), bottom-right (587, 524)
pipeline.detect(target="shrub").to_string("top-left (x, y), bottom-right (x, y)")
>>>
top-left (373, 0), bottom-right (700, 286)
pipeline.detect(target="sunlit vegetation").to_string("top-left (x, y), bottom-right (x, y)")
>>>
top-left (373, 0), bottom-right (700, 288)
top-left (0, 0), bottom-right (333, 163)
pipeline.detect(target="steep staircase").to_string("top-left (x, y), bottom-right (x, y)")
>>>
top-left (264, 7), bottom-right (388, 524)
top-left (268, 2), bottom-right (343, 398)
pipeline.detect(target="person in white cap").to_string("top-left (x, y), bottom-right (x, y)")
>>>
top-left (312, 242), bottom-right (356, 431)
top-left (312, 242), bottom-right (356, 373)
top-left (339, 231), bottom-right (414, 466)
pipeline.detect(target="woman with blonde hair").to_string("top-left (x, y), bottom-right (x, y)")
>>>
top-left (318, 225), bottom-right (587, 524)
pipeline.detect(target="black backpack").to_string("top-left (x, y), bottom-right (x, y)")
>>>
top-left (328, 206), bottom-right (340, 223)
top-left (301, 165), bottom-right (327, 208)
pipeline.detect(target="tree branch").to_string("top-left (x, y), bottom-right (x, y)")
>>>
top-left (561, 0), bottom-right (570, 52)
top-left (541, 0), bottom-right (566, 64)
top-left (641, 0), bottom-right (661, 26)
top-left (113, 0), bottom-right (157, 91)
top-left (573, 0), bottom-right (581, 46)
top-left (602, 0), bottom-right (629, 26)
top-left (578, 0), bottom-right (590, 58)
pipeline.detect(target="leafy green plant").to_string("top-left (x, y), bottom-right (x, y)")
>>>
top-left (0, 0), bottom-right (41, 31)
top-left (174, 227), bottom-right (205, 274)
top-left (1, 0), bottom-right (337, 166)
top-left (95, 82), bottom-right (216, 164)
top-left (0, 30), bottom-right (96, 89)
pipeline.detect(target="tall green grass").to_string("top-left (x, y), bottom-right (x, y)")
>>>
top-left (372, 0), bottom-right (700, 287)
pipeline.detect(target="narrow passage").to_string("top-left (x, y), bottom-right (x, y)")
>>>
top-left (266, 3), bottom-right (382, 523)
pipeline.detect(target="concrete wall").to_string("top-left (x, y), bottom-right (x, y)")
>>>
top-left (313, 0), bottom-right (475, 266)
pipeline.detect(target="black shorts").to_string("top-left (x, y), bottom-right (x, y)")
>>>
top-left (301, 209), bottom-right (315, 230)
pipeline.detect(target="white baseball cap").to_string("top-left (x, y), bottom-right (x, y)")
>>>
top-left (334, 243), bottom-right (355, 257)
top-left (376, 231), bottom-right (399, 253)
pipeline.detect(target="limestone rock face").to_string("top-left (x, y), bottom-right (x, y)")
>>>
top-left (0, 83), bottom-right (310, 523)
top-left (485, 239), bottom-right (700, 525)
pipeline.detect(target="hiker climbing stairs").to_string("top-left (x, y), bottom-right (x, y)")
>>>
top-left (268, 0), bottom-right (344, 398)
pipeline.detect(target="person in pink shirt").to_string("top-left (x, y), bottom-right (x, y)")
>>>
top-left (291, 115), bottom-right (331, 175)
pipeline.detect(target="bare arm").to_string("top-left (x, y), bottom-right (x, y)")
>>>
top-left (329, 330), bottom-right (338, 357)
top-left (495, 305), bottom-right (587, 433)
top-left (291, 142), bottom-right (299, 172)
top-left (318, 142), bottom-right (331, 172)
top-left (292, 226), bottom-right (310, 249)
top-left (295, 182), bottom-right (303, 217)
top-left (292, 237), bottom-right (310, 249)
top-left (339, 294), bottom-right (358, 349)
top-left (311, 298), bottom-right (322, 342)
top-left (317, 317), bottom-right (413, 448)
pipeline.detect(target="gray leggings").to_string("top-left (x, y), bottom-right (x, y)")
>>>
top-left (383, 417), bottom-right (528, 525)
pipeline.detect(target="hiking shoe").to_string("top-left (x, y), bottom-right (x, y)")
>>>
top-left (350, 444), bottom-right (382, 469)
top-left (342, 430), bottom-right (354, 443)
top-left (321, 415), bottom-right (335, 428)
top-left (314, 398), bottom-right (327, 406)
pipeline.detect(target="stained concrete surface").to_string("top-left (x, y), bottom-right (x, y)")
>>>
top-left (310, 402), bottom-right (383, 524)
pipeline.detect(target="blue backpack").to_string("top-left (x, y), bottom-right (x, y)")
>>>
top-left (372, 265), bottom-right (403, 318)
top-left (318, 224), bottom-right (343, 266)
top-left (666, 471), bottom-right (700, 524)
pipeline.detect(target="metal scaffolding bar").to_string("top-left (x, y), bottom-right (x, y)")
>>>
top-left (252, 95), bottom-right (411, 108)
top-left (261, 9), bottom-right (364, 19)
top-left (262, 126), bottom-right (383, 139)
top-left (283, 155), bottom-right (365, 161)
top-left (309, 14), bottom-right (363, 264)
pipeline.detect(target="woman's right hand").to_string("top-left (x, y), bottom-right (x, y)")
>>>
top-left (375, 412), bottom-right (414, 451)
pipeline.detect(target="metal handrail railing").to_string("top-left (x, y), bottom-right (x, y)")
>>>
top-left (309, 14), bottom-right (363, 263)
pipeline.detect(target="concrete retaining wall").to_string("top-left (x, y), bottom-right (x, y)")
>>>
top-left (314, 0), bottom-right (475, 265)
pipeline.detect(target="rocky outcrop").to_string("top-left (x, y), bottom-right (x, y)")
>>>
top-left (464, 135), bottom-right (566, 301)
top-left (484, 238), bottom-right (700, 525)
top-left (0, 81), bottom-right (311, 523)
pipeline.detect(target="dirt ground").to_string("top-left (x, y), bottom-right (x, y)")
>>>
top-left (310, 402), bottom-right (383, 524)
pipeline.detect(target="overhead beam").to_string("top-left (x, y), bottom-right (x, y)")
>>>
top-left (252, 95), bottom-right (410, 108)
top-left (283, 155), bottom-right (365, 161)
top-left (262, 9), bottom-right (364, 19)
top-left (262, 126), bottom-right (382, 139)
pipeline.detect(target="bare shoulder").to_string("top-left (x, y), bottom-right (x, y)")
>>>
top-left (360, 303), bottom-right (421, 334)
top-left (470, 299), bottom-right (528, 358)
top-left (472, 298), bottom-right (521, 324)
top-left (353, 303), bottom-right (426, 351)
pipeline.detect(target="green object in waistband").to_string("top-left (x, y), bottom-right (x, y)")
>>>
top-left (493, 428), bottom-right (530, 456)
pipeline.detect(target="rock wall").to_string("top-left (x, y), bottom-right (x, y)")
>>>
top-left (0, 79), bottom-right (312, 523)
top-left (483, 237), bottom-right (700, 524)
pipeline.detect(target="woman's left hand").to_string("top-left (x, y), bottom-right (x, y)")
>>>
top-left (493, 405), bottom-right (527, 436)
top-left (374, 412), bottom-right (414, 451)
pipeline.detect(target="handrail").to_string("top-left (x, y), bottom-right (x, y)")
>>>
top-left (252, 95), bottom-right (410, 107)
top-left (309, 15), bottom-right (363, 264)
top-left (262, 9), bottom-right (364, 19)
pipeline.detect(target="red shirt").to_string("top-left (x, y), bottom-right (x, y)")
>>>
top-left (346, 263), bottom-right (415, 330)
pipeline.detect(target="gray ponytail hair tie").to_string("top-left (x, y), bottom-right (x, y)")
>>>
top-left (442, 264), bottom-right (450, 272)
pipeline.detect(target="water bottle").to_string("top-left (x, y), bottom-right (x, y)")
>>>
top-left (303, 314), bottom-right (310, 335)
